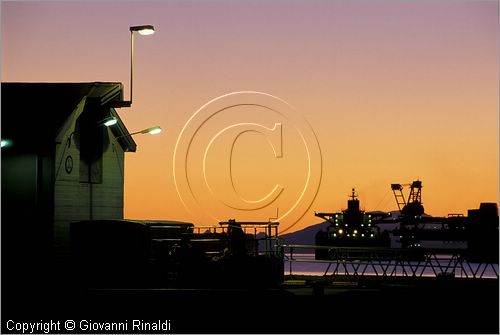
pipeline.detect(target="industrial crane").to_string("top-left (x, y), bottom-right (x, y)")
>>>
top-left (390, 180), bottom-right (425, 248)
top-left (391, 180), bottom-right (424, 219)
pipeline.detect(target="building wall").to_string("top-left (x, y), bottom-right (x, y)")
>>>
top-left (54, 101), bottom-right (126, 252)
top-left (1, 152), bottom-right (55, 289)
top-left (1, 153), bottom-right (40, 253)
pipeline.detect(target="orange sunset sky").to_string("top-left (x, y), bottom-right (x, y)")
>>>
top-left (1, 0), bottom-right (498, 233)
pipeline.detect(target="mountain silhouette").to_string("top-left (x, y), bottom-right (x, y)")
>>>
top-left (279, 221), bottom-right (331, 245)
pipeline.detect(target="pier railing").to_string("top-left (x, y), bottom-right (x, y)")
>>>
top-left (150, 222), bottom-right (282, 260)
top-left (283, 244), bottom-right (499, 279)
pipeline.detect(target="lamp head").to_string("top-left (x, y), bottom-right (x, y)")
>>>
top-left (1, 139), bottom-right (13, 149)
top-left (141, 126), bottom-right (162, 135)
top-left (130, 25), bottom-right (155, 35)
top-left (102, 117), bottom-right (118, 127)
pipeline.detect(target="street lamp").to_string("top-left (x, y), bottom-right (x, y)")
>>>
top-left (113, 25), bottom-right (155, 108)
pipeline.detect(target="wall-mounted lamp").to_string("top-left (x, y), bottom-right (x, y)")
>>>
top-left (68, 116), bottom-right (120, 148)
top-left (116, 126), bottom-right (162, 139)
top-left (112, 25), bottom-right (155, 108)
top-left (1, 139), bottom-right (13, 149)
top-left (100, 116), bottom-right (118, 127)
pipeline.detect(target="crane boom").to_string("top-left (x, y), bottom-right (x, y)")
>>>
top-left (391, 180), bottom-right (424, 217)
top-left (391, 183), bottom-right (407, 211)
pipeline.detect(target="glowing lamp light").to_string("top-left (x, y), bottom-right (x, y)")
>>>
top-left (102, 117), bottom-right (118, 127)
top-left (138, 28), bottom-right (155, 35)
top-left (338, 229), bottom-right (343, 235)
top-left (1, 139), bottom-right (12, 148)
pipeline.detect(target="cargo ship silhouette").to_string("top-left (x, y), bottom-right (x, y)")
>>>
top-left (313, 180), bottom-right (499, 262)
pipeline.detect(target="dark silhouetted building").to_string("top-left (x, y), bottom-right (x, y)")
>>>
top-left (1, 82), bottom-right (136, 291)
top-left (467, 202), bottom-right (499, 262)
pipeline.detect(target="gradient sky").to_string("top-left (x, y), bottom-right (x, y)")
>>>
top-left (2, 0), bottom-right (498, 233)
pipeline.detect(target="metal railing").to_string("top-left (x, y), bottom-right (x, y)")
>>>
top-left (151, 223), bottom-right (282, 258)
top-left (284, 244), bottom-right (499, 279)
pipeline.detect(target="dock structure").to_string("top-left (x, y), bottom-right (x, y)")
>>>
top-left (70, 219), bottom-right (284, 289)
top-left (284, 244), bottom-right (499, 280)
top-left (3, 218), bottom-right (498, 334)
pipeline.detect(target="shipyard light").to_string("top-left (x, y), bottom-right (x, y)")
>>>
top-left (338, 229), bottom-right (343, 235)
top-left (353, 230), bottom-right (358, 234)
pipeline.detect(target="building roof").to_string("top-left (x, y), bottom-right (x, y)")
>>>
top-left (1, 82), bottom-right (136, 153)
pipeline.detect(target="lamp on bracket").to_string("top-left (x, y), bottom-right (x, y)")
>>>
top-left (67, 116), bottom-right (119, 148)
top-left (116, 126), bottom-right (162, 139)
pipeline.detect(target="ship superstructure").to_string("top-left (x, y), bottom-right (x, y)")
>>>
top-left (314, 188), bottom-right (390, 259)
top-left (313, 181), bottom-right (498, 262)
